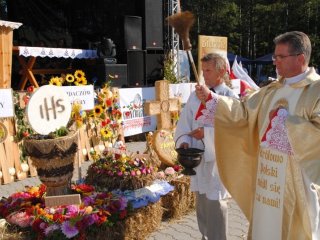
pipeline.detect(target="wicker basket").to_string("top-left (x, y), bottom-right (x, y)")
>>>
top-left (24, 131), bottom-right (78, 196)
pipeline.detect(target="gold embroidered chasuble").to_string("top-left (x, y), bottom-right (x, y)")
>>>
top-left (213, 67), bottom-right (320, 240)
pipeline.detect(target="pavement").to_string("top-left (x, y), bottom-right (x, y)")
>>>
top-left (0, 141), bottom-right (249, 240)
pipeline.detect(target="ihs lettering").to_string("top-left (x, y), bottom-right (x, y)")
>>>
top-left (39, 96), bottom-right (65, 121)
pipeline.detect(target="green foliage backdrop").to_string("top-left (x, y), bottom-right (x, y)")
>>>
top-left (181, 0), bottom-right (320, 68)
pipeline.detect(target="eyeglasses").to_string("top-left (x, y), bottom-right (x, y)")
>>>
top-left (272, 53), bottom-right (302, 61)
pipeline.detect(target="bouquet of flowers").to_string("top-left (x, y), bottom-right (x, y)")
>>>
top-left (87, 82), bottom-right (123, 148)
top-left (49, 70), bottom-right (88, 86)
top-left (0, 184), bottom-right (129, 240)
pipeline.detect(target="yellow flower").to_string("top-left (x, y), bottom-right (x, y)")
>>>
top-left (49, 77), bottom-right (62, 86)
top-left (75, 120), bottom-right (83, 128)
top-left (72, 102), bottom-right (82, 113)
top-left (76, 77), bottom-right (87, 85)
top-left (100, 127), bottom-right (113, 139)
top-left (85, 206), bottom-right (93, 214)
top-left (94, 105), bottom-right (103, 117)
top-left (74, 70), bottom-right (85, 79)
top-left (65, 74), bottom-right (75, 83)
top-left (95, 199), bottom-right (103, 206)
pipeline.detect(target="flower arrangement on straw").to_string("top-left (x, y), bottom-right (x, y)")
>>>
top-left (86, 150), bottom-right (157, 191)
top-left (0, 184), bottom-right (129, 240)
top-left (0, 179), bottom-right (174, 240)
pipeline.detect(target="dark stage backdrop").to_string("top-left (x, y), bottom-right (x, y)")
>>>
top-left (6, 0), bottom-right (165, 87)
top-left (7, 0), bottom-right (144, 61)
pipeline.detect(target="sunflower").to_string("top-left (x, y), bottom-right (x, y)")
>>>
top-left (76, 77), bottom-right (87, 85)
top-left (65, 74), bottom-right (75, 83)
top-left (49, 77), bottom-right (62, 86)
top-left (74, 70), bottom-right (85, 79)
top-left (100, 126), bottom-right (113, 140)
top-left (94, 105), bottom-right (103, 117)
top-left (72, 102), bottom-right (82, 114)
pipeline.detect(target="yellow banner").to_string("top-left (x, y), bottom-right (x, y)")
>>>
top-left (197, 35), bottom-right (228, 83)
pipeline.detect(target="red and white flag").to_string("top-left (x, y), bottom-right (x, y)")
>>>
top-left (232, 56), bottom-right (259, 90)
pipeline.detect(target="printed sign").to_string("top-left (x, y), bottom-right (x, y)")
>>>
top-left (119, 87), bottom-right (157, 137)
top-left (198, 35), bottom-right (228, 83)
top-left (0, 88), bottom-right (14, 118)
top-left (45, 194), bottom-right (81, 207)
top-left (62, 85), bottom-right (94, 110)
top-left (119, 83), bottom-right (195, 137)
top-left (26, 85), bottom-right (72, 135)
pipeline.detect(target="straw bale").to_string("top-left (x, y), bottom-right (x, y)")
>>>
top-left (87, 201), bottom-right (163, 240)
top-left (161, 175), bottom-right (195, 220)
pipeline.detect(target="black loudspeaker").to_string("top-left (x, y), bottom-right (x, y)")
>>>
top-left (124, 16), bottom-right (142, 50)
top-left (145, 53), bottom-right (164, 86)
top-left (127, 50), bottom-right (145, 87)
top-left (105, 64), bottom-right (128, 88)
top-left (144, 0), bottom-right (163, 50)
top-left (89, 61), bottom-right (127, 88)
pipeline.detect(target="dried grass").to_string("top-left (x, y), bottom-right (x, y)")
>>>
top-left (161, 175), bottom-right (195, 220)
top-left (0, 222), bottom-right (27, 240)
top-left (86, 201), bottom-right (163, 240)
top-left (85, 173), bottom-right (156, 191)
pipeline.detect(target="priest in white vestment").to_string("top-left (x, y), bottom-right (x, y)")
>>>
top-left (175, 53), bottom-right (238, 240)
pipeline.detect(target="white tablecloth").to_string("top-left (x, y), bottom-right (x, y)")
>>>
top-left (0, 20), bottom-right (22, 29)
top-left (18, 46), bottom-right (98, 59)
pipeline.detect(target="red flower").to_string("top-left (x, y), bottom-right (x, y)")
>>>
top-left (105, 99), bottom-right (113, 107)
top-left (112, 109), bottom-right (122, 118)
top-left (22, 131), bottom-right (29, 137)
top-left (23, 95), bottom-right (30, 105)
top-left (53, 213), bottom-right (65, 223)
top-left (27, 86), bottom-right (34, 93)
top-left (72, 184), bottom-right (95, 194)
top-left (101, 120), bottom-right (107, 127)
top-left (32, 218), bottom-right (44, 232)
top-left (173, 165), bottom-right (181, 172)
top-left (38, 184), bottom-right (47, 196)
top-left (96, 210), bottom-right (108, 225)
top-left (119, 209), bottom-right (127, 219)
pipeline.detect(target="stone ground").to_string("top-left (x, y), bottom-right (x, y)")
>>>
top-left (0, 141), bottom-right (249, 240)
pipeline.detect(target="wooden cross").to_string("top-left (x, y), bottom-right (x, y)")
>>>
top-left (144, 80), bottom-right (180, 130)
